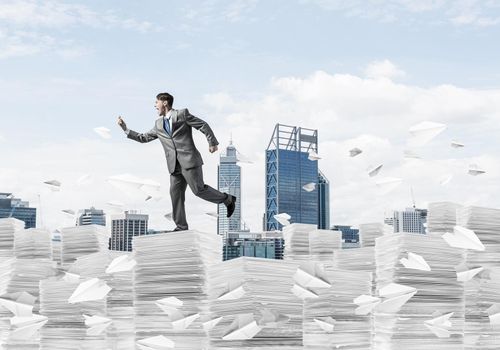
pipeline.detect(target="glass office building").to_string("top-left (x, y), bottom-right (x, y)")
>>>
top-left (0, 192), bottom-right (36, 228)
top-left (110, 210), bottom-right (148, 251)
top-left (386, 207), bottom-right (428, 234)
top-left (76, 207), bottom-right (106, 226)
top-left (265, 124), bottom-right (321, 231)
top-left (222, 232), bottom-right (284, 261)
top-left (318, 170), bottom-right (330, 230)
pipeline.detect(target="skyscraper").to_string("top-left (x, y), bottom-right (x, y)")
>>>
top-left (265, 124), bottom-right (327, 230)
top-left (318, 170), bottom-right (330, 230)
top-left (110, 210), bottom-right (148, 251)
top-left (76, 207), bottom-right (106, 226)
top-left (0, 192), bottom-right (36, 228)
top-left (217, 140), bottom-right (242, 235)
top-left (222, 231), bottom-right (284, 261)
top-left (386, 207), bottom-right (428, 234)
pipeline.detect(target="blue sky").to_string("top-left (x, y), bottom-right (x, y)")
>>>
top-left (1, 0), bottom-right (499, 231)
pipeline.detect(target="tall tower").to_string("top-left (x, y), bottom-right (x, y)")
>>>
top-left (318, 170), bottom-right (330, 229)
top-left (265, 124), bottom-right (319, 231)
top-left (217, 139), bottom-right (242, 235)
top-left (386, 207), bottom-right (428, 234)
top-left (110, 210), bottom-right (148, 251)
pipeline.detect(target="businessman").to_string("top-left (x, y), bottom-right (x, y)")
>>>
top-left (117, 92), bottom-right (236, 231)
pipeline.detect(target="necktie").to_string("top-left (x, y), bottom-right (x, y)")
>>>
top-left (163, 117), bottom-right (171, 135)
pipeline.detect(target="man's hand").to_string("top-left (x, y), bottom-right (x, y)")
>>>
top-left (209, 145), bottom-right (218, 153)
top-left (117, 116), bottom-right (127, 131)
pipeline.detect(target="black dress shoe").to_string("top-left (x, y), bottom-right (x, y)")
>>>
top-left (226, 195), bottom-right (236, 218)
top-left (172, 227), bottom-right (187, 232)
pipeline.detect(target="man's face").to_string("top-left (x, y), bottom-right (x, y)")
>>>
top-left (155, 99), bottom-right (167, 116)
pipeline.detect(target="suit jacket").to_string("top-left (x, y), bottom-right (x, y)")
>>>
top-left (127, 108), bottom-right (219, 174)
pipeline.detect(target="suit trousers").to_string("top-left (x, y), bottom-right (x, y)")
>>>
top-left (170, 160), bottom-right (229, 230)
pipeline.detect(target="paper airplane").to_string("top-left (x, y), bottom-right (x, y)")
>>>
top-left (10, 318), bottom-right (48, 339)
top-left (439, 174), bottom-right (453, 186)
top-left (172, 313), bottom-right (200, 330)
top-left (76, 174), bottom-right (91, 185)
top-left (408, 121), bottom-right (447, 147)
top-left (236, 151), bottom-right (254, 164)
top-left (68, 278), bottom-right (112, 304)
top-left (145, 195), bottom-right (152, 201)
top-left (202, 316), bottom-right (223, 332)
top-left (106, 200), bottom-right (125, 208)
top-left (83, 314), bottom-right (112, 336)
top-left (137, 335), bottom-right (175, 350)
top-left (222, 314), bottom-right (262, 340)
top-left (400, 252), bottom-right (431, 271)
top-left (376, 283), bottom-right (417, 313)
top-left (403, 149), bottom-right (422, 159)
top-left (94, 126), bottom-right (112, 139)
top-left (367, 164), bottom-right (383, 177)
top-left (0, 292), bottom-right (36, 317)
top-left (43, 179), bottom-right (61, 191)
top-left (291, 284), bottom-right (318, 300)
top-left (274, 213), bottom-right (291, 226)
top-left (451, 140), bottom-right (464, 148)
top-left (257, 308), bottom-right (290, 327)
top-left (10, 314), bottom-right (48, 328)
top-left (62, 272), bottom-right (80, 283)
top-left (155, 297), bottom-right (185, 321)
top-left (107, 174), bottom-right (162, 199)
top-left (217, 284), bottom-right (245, 301)
top-left (205, 212), bottom-right (219, 218)
top-left (314, 317), bottom-right (336, 332)
top-left (442, 225), bottom-right (485, 251)
top-left (353, 294), bottom-right (381, 315)
top-left (105, 254), bottom-right (137, 274)
top-left (468, 164), bottom-right (486, 176)
top-left (61, 209), bottom-right (75, 216)
top-left (302, 182), bottom-right (316, 192)
top-left (375, 177), bottom-right (402, 194)
top-left (293, 264), bottom-right (331, 288)
top-left (424, 312), bottom-right (453, 338)
top-left (455, 263), bottom-right (484, 282)
top-left (487, 304), bottom-right (500, 325)
top-left (156, 296), bottom-right (183, 308)
top-left (349, 147), bottom-right (363, 157)
top-left (164, 212), bottom-right (173, 220)
top-left (308, 150), bottom-right (321, 161)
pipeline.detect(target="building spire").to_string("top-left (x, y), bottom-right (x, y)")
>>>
top-left (229, 132), bottom-right (233, 146)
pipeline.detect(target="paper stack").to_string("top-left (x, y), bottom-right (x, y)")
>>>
top-left (303, 264), bottom-right (373, 349)
top-left (332, 247), bottom-right (376, 273)
top-left (59, 225), bottom-right (109, 269)
top-left (283, 223), bottom-right (317, 260)
top-left (207, 257), bottom-right (302, 349)
top-left (133, 230), bottom-right (222, 350)
top-left (455, 206), bottom-right (500, 349)
top-left (427, 202), bottom-right (463, 234)
top-left (309, 229), bottom-right (342, 261)
top-left (39, 277), bottom-right (109, 349)
top-left (0, 218), bottom-right (24, 255)
top-left (374, 232), bottom-right (466, 349)
top-left (69, 251), bottom-right (135, 349)
top-left (359, 223), bottom-right (390, 248)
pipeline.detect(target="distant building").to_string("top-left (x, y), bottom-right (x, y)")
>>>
top-left (386, 207), bottom-right (428, 234)
top-left (217, 140), bottom-right (242, 235)
top-left (223, 231), bottom-right (284, 261)
top-left (318, 170), bottom-right (330, 230)
top-left (332, 224), bottom-right (360, 243)
top-left (110, 210), bottom-right (148, 251)
top-left (0, 192), bottom-right (36, 228)
top-left (76, 207), bottom-right (106, 226)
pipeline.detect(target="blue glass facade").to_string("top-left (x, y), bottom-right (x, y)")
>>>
top-left (332, 225), bottom-right (360, 242)
top-left (222, 233), bottom-right (284, 261)
top-left (0, 193), bottom-right (36, 228)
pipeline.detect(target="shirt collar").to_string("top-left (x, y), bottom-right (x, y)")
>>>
top-left (164, 109), bottom-right (174, 119)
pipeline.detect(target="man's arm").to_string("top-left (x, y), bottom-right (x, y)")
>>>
top-left (118, 116), bottom-right (158, 143)
top-left (183, 109), bottom-right (219, 147)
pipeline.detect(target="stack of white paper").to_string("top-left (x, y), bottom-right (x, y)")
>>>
top-left (303, 264), bottom-right (373, 349)
top-left (455, 206), bottom-right (500, 348)
top-left (133, 230), bottom-right (222, 350)
top-left (69, 251), bottom-right (135, 349)
top-left (309, 229), bottom-right (342, 261)
top-left (14, 228), bottom-right (52, 259)
top-left (0, 218), bottom-right (24, 254)
top-left (283, 223), bottom-right (317, 260)
top-left (374, 232), bottom-right (466, 349)
top-left (359, 223), bottom-right (391, 248)
top-left (59, 225), bottom-right (109, 269)
top-left (427, 202), bottom-right (463, 234)
top-left (332, 247), bottom-right (376, 273)
top-left (39, 276), bottom-right (108, 349)
top-left (207, 257), bottom-right (302, 349)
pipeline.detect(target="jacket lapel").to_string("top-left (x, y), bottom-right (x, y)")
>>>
top-left (171, 109), bottom-right (179, 136)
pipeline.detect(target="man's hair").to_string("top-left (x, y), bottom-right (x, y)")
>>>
top-left (156, 92), bottom-right (174, 108)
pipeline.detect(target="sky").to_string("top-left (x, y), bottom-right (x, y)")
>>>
top-left (1, 0), bottom-right (499, 232)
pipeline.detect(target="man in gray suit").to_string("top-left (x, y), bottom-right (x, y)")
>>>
top-left (117, 92), bottom-right (236, 231)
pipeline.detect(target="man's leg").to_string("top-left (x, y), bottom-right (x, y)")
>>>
top-left (182, 165), bottom-right (231, 205)
top-left (170, 161), bottom-right (189, 230)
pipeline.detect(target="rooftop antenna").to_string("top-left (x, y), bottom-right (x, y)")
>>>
top-left (410, 186), bottom-right (416, 208)
top-left (229, 132), bottom-right (233, 146)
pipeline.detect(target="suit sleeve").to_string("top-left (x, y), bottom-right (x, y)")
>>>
top-left (183, 109), bottom-right (219, 147)
top-left (127, 127), bottom-right (158, 143)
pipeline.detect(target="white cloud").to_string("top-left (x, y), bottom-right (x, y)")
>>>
top-left (365, 59), bottom-right (406, 80)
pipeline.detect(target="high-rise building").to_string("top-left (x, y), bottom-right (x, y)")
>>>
top-left (222, 231), bottom-right (284, 261)
top-left (385, 207), bottom-right (428, 234)
top-left (0, 192), bottom-right (36, 228)
top-left (265, 124), bottom-right (330, 230)
top-left (318, 170), bottom-right (330, 230)
top-left (76, 207), bottom-right (106, 226)
top-left (110, 210), bottom-right (148, 251)
top-left (217, 140), bottom-right (242, 235)
top-left (332, 224), bottom-right (360, 243)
